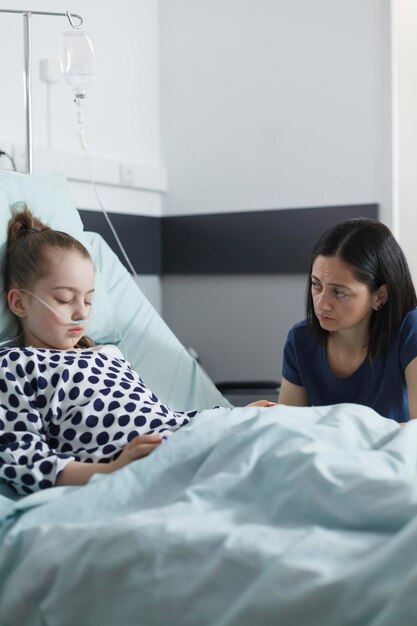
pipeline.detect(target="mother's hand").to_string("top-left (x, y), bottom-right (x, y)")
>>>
top-left (247, 399), bottom-right (277, 407)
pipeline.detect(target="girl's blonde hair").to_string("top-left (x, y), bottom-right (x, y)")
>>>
top-left (5, 204), bottom-right (94, 348)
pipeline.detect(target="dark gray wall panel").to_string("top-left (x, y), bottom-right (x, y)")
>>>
top-left (162, 204), bottom-right (378, 274)
top-left (79, 204), bottom-right (378, 275)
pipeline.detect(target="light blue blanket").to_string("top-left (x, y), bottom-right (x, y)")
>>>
top-left (1, 403), bottom-right (417, 626)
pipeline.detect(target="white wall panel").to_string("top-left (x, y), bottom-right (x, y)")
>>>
top-left (160, 0), bottom-right (381, 216)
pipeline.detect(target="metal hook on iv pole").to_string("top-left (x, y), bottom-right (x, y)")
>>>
top-left (65, 12), bottom-right (83, 29)
top-left (0, 9), bottom-right (84, 174)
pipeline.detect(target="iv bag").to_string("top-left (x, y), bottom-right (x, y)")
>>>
top-left (60, 30), bottom-right (95, 97)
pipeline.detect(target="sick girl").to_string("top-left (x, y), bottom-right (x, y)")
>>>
top-left (0, 206), bottom-right (207, 495)
top-left (1, 206), bottom-right (272, 496)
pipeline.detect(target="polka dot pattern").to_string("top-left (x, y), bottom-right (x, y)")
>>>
top-left (0, 346), bottom-right (197, 496)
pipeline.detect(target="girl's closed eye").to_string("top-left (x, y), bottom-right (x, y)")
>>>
top-left (55, 298), bottom-right (72, 305)
top-left (55, 298), bottom-right (92, 306)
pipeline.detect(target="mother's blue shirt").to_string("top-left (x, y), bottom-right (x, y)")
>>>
top-left (282, 309), bottom-right (417, 422)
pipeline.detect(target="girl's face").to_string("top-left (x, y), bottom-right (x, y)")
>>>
top-left (14, 250), bottom-right (95, 350)
top-left (311, 255), bottom-right (385, 335)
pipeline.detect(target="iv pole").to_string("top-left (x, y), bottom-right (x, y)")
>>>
top-left (0, 9), bottom-right (83, 174)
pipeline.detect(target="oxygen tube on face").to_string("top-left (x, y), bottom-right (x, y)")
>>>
top-left (20, 289), bottom-right (90, 326)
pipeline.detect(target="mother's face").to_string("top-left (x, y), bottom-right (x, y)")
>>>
top-left (310, 255), bottom-right (385, 334)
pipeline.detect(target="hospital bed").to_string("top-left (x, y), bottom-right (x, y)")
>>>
top-left (1, 172), bottom-right (417, 626)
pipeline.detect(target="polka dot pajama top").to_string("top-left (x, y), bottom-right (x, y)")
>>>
top-left (0, 345), bottom-right (197, 495)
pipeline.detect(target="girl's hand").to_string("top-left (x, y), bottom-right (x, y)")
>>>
top-left (55, 435), bottom-right (163, 486)
top-left (111, 434), bottom-right (163, 471)
top-left (247, 400), bottom-right (277, 407)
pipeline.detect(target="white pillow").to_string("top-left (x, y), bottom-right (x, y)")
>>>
top-left (0, 171), bottom-right (118, 346)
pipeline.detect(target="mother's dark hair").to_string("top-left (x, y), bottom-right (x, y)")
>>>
top-left (306, 218), bottom-right (417, 360)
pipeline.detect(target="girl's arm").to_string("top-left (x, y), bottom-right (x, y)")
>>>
top-left (55, 460), bottom-right (114, 486)
top-left (278, 377), bottom-right (309, 406)
top-left (405, 356), bottom-right (417, 420)
top-left (55, 434), bottom-right (162, 487)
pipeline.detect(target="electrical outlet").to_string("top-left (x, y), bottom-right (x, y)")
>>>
top-left (39, 58), bottom-right (63, 84)
top-left (119, 162), bottom-right (134, 187)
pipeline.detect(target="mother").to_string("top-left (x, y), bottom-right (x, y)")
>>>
top-left (278, 218), bottom-right (417, 422)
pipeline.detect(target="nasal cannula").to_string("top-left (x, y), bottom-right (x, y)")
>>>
top-left (20, 289), bottom-right (90, 325)
top-left (0, 290), bottom-right (89, 348)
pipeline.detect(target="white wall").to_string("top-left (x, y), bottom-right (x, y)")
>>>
top-left (391, 0), bottom-right (417, 284)
top-left (160, 0), bottom-right (380, 216)
top-left (160, 0), bottom-right (387, 383)
top-left (0, 0), bottom-right (163, 310)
